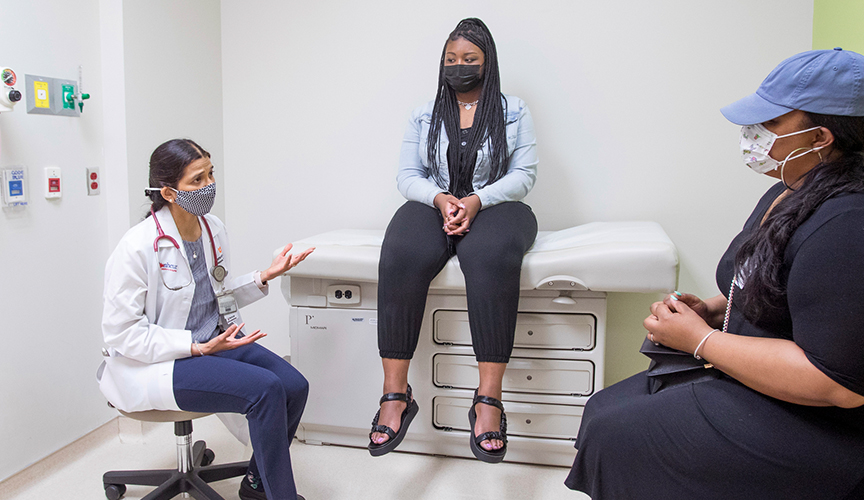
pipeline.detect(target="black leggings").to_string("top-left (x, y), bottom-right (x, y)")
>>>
top-left (377, 201), bottom-right (537, 363)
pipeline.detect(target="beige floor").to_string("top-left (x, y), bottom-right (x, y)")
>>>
top-left (0, 415), bottom-right (588, 500)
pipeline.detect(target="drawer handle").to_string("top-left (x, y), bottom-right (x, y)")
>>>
top-left (526, 419), bottom-right (532, 425)
top-left (526, 375), bottom-right (533, 381)
top-left (527, 330), bottom-right (534, 336)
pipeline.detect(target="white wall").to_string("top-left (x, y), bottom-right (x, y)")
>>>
top-left (0, 0), bottom-right (115, 481)
top-left (220, 0), bottom-right (814, 382)
top-left (123, 0), bottom-right (225, 223)
top-left (0, 0), bottom-right (225, 482)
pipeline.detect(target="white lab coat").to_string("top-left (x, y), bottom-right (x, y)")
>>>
top-left (99, 206), bottom-right (267, 439)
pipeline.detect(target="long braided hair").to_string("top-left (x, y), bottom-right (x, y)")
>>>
top-left (734, 113), bottom-right (864, 318)
top-left (144, 139), bottom-right (210, 218)
top-left (426, 18), bottom-right (509, 194)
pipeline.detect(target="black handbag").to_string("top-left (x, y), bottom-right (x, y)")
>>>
top-left (640, 338), bottom-right (719, 394)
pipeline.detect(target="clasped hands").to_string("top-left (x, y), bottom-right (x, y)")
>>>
top-left (643, 292), bottom-right (716, 355)
top-left (434, 193), bottom-right (481, 236)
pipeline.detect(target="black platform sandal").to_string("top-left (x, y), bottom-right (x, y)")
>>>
top-left (468, 389), bottom-right (508, 463)
top-left (368, 383), bottom-right (419, 457)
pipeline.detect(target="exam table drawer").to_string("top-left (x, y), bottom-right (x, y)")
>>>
top-left (433, 310), bottom-right (595, 350)
top-left (432, 396), bottom-right (583, 440)
top-left (432, 354), bottom-right (595, 396)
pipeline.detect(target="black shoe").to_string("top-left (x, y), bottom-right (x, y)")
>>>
top-left (239, 473), bottom-right (307, 500)
top-left (468, 389), bottom-right (508, 463)
top-left (368, 383), bottom-right (420, 456)
top-left (239, 473), bottom-right (267, 500)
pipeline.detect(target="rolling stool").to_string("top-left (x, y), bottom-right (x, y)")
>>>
top-left (102, 408), bottom-right (248, 500)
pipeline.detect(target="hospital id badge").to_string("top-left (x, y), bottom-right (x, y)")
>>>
top-left (217, 290), bottom-right (238, 316)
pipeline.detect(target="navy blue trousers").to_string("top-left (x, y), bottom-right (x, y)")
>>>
top-left (173, 343), bottom-right (308, 499)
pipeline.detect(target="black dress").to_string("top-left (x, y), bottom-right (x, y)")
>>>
top-left (565, 183), bottom-right (864, 500)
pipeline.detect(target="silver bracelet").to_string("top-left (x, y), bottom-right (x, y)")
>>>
top-left (194, 342), bottom-right (205, 356)
top-left (693, 329), bottom-right (719, 360)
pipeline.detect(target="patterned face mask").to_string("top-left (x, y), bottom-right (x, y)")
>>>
top-left (171, 182), bottom-right (216, 216)
top-left (739, 123), bottom-right (822, 174)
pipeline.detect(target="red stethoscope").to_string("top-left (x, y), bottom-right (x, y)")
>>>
top-left (152, 208), bottom-right (226, 290)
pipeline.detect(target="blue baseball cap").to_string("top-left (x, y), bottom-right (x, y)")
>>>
top-left (721, 48), bottom-right (864, 125)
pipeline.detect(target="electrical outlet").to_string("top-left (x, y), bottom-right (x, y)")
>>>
top-left (86, 167), bottom-right (100, 195)
top-left (326, 284), bottom-right (361, 305)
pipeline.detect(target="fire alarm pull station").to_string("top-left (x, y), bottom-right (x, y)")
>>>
top-left (44, 167), bottom-right (61, 199)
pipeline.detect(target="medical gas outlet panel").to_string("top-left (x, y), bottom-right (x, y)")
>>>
top-left (0, 67), bottom-right (22, 113)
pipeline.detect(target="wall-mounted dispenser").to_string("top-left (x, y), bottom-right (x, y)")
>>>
top-left (0, 67), bottom-right (22, 113)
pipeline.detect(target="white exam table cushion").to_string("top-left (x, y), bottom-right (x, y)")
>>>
top-left (284, 222), bottom-right (678, 293)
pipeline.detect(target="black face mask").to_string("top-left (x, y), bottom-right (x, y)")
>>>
top-left (443, 64), bottom-right (483, 93)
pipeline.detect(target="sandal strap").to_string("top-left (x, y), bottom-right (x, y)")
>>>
top-left (472, 393), bottom-right (504, 412)
top-left (379, 392), bottom-right (407, 404)
top-left (369, 424), bottom-right (396, 440)
top-left (475, 430), bottom-right (508, 445)
top-left (379, 383), bottom-right (414, 405)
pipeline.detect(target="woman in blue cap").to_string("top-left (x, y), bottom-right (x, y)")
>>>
top-left (565, 48), bottom-right (864, 499)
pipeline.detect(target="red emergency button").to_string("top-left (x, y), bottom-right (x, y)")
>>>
top-left (49, 178), bottom-right (60, 192)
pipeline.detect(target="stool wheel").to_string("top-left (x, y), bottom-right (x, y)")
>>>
top-left (201, 448), bottom-right (215, 466)
top-left (104, 483), bottom-right (126, 500)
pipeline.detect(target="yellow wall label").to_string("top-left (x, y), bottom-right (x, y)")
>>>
top-left (34, 81), bottom-right (49, 108)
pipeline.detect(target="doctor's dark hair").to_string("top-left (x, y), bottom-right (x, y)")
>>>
top-left (733, 112), bottom-right (864, 319)
top-left (144, 139), bottom-right (210, 218)
top-left (427, 18), bottom-right (509, 194)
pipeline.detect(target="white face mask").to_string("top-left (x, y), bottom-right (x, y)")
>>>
top-left (739, 123), bottom-right (823, 174)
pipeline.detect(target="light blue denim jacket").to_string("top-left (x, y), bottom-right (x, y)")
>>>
top-left (396, 94), bottom-right (538, 209)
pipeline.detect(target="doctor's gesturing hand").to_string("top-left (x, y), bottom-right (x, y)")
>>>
top-left (261, 243), bottom-right (315, 283)
top-left (193, 322), bottom-right (264, 356)
top-left (188, 244), bottom-right (315, 358)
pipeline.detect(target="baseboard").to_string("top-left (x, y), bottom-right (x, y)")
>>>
top-left (0, 416), bottom-right (120, 496)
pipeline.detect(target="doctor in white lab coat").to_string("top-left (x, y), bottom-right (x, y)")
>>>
top-left (99, 138), bottom-right (312, 500)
